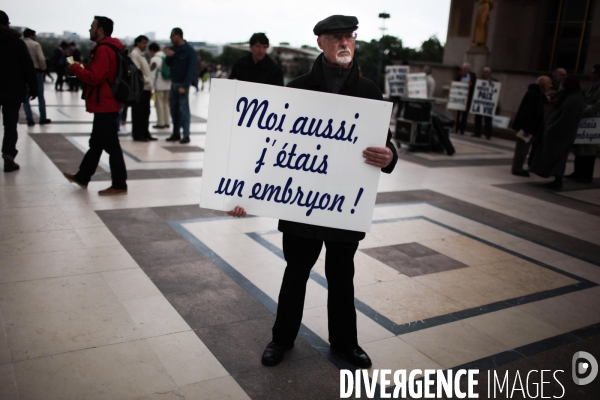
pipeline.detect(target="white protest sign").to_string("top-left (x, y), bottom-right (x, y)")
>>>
top-left (492, 115), bottom-right (511, 129)
top-left (447, 81), bottom-right (469, 111)
top-left (407, 73), bottom-right (428, 99)
top-left (470, 79), bottom-right (501, 117)
top-left (385, 66), bottom-right (409, 97)
top-left (574, 118), bottom-right (600, 144)
top-left (200, 79), bottom-right (392, 232)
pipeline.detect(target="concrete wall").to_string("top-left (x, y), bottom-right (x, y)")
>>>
top-left (489, 0), bottom-right (547, 71)
top-left (583, 2), bottom-right (600, 74)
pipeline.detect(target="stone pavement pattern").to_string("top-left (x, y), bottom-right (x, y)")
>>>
top-left (1, 83), bottom-right (600, 399)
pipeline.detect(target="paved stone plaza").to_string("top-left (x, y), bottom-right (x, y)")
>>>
top-left (1, 83), bottom-right (599, 399)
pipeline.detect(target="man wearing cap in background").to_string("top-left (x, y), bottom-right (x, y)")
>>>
top-left (0, 11), bottom-right (38, 172)
top-left (239, 14), bottom-right (398, 369)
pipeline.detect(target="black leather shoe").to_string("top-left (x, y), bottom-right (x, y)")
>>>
top-left (543, 180), bottom-right (563, 191)
top-left (133, 137), bottom-right (149, 142)
top-left (333, 346), bottom-right (372, 368)
top-left (564, 172), bottom-right (578, 180)
top-left (39, 119), bottom-right (52, 125)
top-left (180, 136), bottom-right (191, 144)
top-left (166, 135), bottom-right (180, 142)
top-left (261, 341), bottom-right (293, 367)
top-left (512, 170), bottom-right (530, 177)
top-left (3, 155), bottom-right (20, 172)
top-left (27, 120), bottom-right (35, 127)
top-left (63, 172), bottom-right (87, 188)
top-left (147, 136), bottom-right (158, 141)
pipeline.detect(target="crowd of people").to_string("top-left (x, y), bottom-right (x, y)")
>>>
top-left (509, 65), bottom-right (599, 190)
top-left (451, 60), bottom-right (599, 190)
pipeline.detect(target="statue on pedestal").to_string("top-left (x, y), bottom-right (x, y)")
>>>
top-left (472, 0), bottom-right (494, 48)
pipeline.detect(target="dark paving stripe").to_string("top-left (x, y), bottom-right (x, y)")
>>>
top-left (29, 133), bottom-right (202, 180)
top-left (163, 145), bottom-right (204, 153)
top-left (361, 242), bottom-right (468, 277)
top-left (444, 330), bottom-right (600, 400)
top-left (248, 217), bottom-right (597, 336)
top-left (496, 180), bottom-right (600, 217)
top-left (97, 207), bottom-right (349, 399)
top-left (376, 190), bottom-right (600, 266)
top-left (97, 194), bottom-right (600, 399)
top-left (397, 152), bottom-right (512, 168)
top-left (383, 324), bottom-right (600, 399)
top-left (232, 355), bottom-right (343, 400)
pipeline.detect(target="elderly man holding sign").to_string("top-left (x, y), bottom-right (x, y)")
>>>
top-left (227, 15), bottom-right (397, 368)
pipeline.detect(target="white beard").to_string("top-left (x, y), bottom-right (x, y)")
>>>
top-left (335, 55), bottom-right (352, 65)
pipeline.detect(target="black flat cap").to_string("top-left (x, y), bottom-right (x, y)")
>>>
top-left (313, 15), bottom-right (358, 36)
top-left (0, 11), bottom-right (9, 26)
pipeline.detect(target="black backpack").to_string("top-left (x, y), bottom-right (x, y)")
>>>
top-left (91, 42), bottom-right (144, 105)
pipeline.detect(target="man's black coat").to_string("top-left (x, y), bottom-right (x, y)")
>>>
top-left (278, 53), bottom-right (398, 242)
top-left (0, 28), bottom-right (37, 103)
top-left (512, 83), bottom-right (546, 136)
top-left (229, 53), bottom-right (283, 86)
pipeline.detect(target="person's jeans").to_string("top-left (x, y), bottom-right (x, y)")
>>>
top-left (272, 234), bottom-right (359, 350)
top-left (75, 112), bottom-right (127, 189)
top-left (169, 84), bottom-right (190, 138)
top-left (23, 72), bottom-right (47, 122)
top-left (1, 102), bottom-right (21, 159)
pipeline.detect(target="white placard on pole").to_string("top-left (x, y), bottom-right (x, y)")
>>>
top-left (469, 79), bottom-right (501, 117)
top-left (447, 81), bottom-right (469, 111)
top-left (492, 116), bottom-right (511, 129)
top-left (574, 118), bottom-right (600, 144)
top-left (385, 66), bottom-right (409, 97)
top-left (200, 79), bottom-right (393, 232)
top-left (407, 73), bottom-right (428, 99)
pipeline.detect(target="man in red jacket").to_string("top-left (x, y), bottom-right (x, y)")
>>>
top-left (63, 16), bottom-right (128, 196)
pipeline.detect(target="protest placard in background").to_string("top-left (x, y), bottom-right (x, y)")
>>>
top-left (446, 81), bottom-right (469, 111)
top-left (492, 115), bottom-right (511, 129)
top-left (385, 66), bottom-right (409, 97)
top-left (574, 118), bottom-right (600, 144)
top-left (200, 79), bottom-right (393, 232)
top-left (470, 79), bottom-right (501, 117)
top-left (407, 73), bottom-right (428, 99)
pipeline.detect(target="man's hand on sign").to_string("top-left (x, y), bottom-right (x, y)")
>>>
top-left (363, 146), bottom-right (393, 168)
top-left (178, 87), bottom-right (186, 95)
top-left (227, 206), bottom-right (247, 218)
top-left (163, 47), bottom-right (175, 57)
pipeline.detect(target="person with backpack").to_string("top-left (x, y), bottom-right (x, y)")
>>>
top-left (129, 35), bottom-right (156, 141)
top-left (62, 16), bottom-right (128, 196)
top-left (149, 42), bottom-right (171, 129)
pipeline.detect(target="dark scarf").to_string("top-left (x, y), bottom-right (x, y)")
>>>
top-left (321, 56), bottom-right (352, 94)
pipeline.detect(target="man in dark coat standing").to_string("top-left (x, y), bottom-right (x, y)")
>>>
top-left (531, 77), bottom-right (585, 190)
top-left (0, 11), bottom-right (38, 172)
top-left (229, 15), bottom-right (398, 368)
top-left (228, 33), bottom-right (283, 86)
top-left (511, 76), bottom-right (551, 177)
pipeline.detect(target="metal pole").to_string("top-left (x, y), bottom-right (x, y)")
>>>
top-left (377, 13), bottom-right (390, 84)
